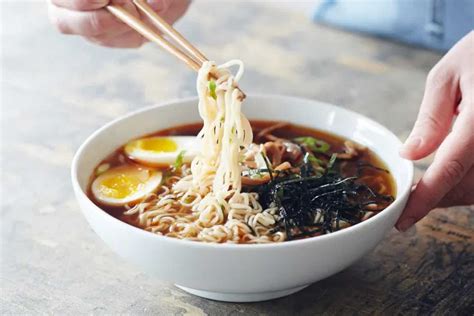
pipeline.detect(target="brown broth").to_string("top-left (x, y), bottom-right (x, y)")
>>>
top-left (89, 121), bottom-right (396, 232)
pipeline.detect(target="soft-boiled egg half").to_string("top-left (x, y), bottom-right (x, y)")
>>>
top-left (91, 165), bottom-right (162, 206)
top-left (124, 136), bottom-right (199, 167)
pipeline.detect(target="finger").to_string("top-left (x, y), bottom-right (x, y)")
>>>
top-left (396, 111), bottom-right (474, 231)
top-left (147, 0), bottom-right (173, 12)
top-left (136, 0), bottom-right (190, 25)
top-left (50, 0), bottom-right (141, 37)
top-left (399, 59), bottom-right (461, 161)
top-left (51, 0), bottom-right (109, 11)
top-left (86, 29), bottom-right (145, 48)
top-left (437, 166), bottom-right (474, 207)
top-left (160, 0), bottom-right (191, 24)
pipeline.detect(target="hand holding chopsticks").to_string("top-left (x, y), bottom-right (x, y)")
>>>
top-left (48, 0), bottom-right (189, 48)
top-left (108, 0), bottom-right (245, 98)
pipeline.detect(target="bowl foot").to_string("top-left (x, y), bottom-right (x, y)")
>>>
top-left (175, 284), bottom-right (309, 302)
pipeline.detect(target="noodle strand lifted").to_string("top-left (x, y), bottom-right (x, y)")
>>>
top-left (126, 61), bottom-right (284, 243)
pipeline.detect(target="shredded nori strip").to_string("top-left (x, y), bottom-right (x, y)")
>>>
top-left (255, 156), bottom-right (394, 240)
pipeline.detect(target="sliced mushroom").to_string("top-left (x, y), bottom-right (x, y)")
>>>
top-left (282, 141), bottom-right (303, 163)
top-left (275, 161), bottom-right (292, 171)
top-left (256, 122), bottom-right (289, 142)
top-left (362, 211), bottom-right (375, 221)
top-left (264, 141), bottom-right (285, 166)
top-left (336, 140), bottom-right (367, 159)
top-left (365, 203), bottom-right (380, 211)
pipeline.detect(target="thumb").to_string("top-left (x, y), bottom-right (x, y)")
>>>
top-left (400, 64), bottom-right (459, 161)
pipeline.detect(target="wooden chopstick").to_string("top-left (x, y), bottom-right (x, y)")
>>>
top-left (132, 0), bottom-right (208, 64)
top-left (106, 3), bottom-right (202, 71)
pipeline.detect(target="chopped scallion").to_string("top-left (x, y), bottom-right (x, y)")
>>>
top-left (173, 150), bottom-right (186, 170)
top-left (208, 80), bottom-right (217, 100)
top-left (294, 136), bottom-right (330, 153)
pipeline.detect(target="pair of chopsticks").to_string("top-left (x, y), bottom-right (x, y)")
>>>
top-left (107, 0), bottom-right (207, 71)
top-left (107, 0), bottom-right (245, 98)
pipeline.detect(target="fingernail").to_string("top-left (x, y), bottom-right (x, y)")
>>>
top-left (400, 137), bottom-right (422, 155)
top-left (397, 217), bottom-right (415, 232)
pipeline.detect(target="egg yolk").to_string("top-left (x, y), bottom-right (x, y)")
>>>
top-left (127, 137), bottom-right (178, 153)
top-left (98, 173), bottom-right (144, 199)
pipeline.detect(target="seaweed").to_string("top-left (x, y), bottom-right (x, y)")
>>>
top-left (256, 154), bottom-right (394, 240)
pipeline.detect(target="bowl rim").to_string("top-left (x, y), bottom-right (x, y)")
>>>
top-left (71, 94), bottom-right (414, 250)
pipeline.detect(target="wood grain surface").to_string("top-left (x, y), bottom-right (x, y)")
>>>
top-left (1, 1), bottom-right (472, 315)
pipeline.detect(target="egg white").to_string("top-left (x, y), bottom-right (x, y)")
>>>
top-left (124, 136), bottom-right (199, 167)
top-left (91, 165), bottom-right (162, 207)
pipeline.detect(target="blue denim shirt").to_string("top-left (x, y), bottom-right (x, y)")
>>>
top-left (313, 0), bottom-right (474, 51)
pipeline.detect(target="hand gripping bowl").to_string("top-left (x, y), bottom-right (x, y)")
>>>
top-left (72, 95), bottom-right (413, 302)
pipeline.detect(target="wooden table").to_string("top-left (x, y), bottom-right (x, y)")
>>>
top-left (2, 1), bottom-right (472, 314)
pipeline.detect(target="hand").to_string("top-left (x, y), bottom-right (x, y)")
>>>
top-left (396, 31), bottom-right (474, 231)
top-left (48, 0), bottom-right (190, 48)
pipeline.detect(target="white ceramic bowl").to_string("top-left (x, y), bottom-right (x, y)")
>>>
top-left (72, 95), bottom-right (413, 302)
